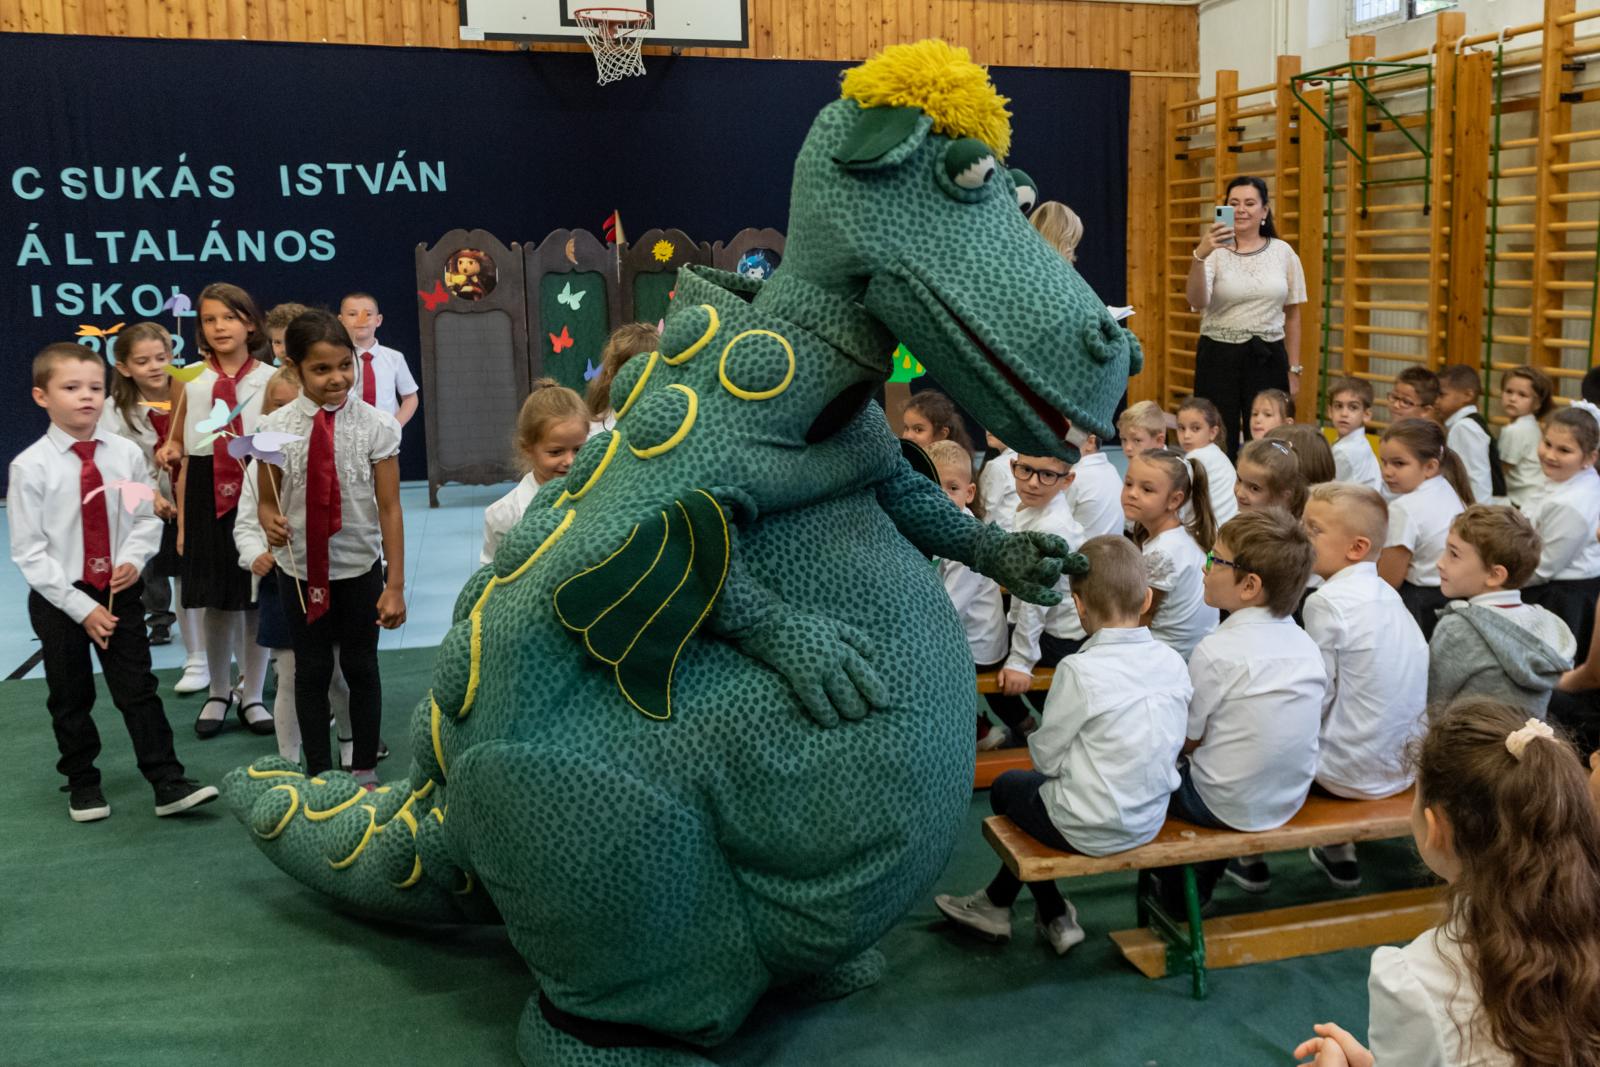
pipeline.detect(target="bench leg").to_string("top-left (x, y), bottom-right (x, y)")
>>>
top-left (1134, 866), bottom-right (1209, 1000)
top-left (1181, 865), bottom-right (1208, 1001)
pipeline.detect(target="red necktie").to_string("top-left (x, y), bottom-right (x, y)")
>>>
top-left (147, 410), bottom-right (179, 481)
top-left (305, 405), bottom-right (344, 623)
top-left (72, 441), bottom-right (112, 590)
top-left (360, 350), bottom-right (376, 407)
top-left (209, 357), bottom-right (254, 517)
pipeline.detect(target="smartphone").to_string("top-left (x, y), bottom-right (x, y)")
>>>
top-left (1215, 205), bottom-right (1236, 240)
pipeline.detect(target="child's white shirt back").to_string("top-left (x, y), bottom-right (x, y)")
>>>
top-left (1030, 627), bottom-right (1193, 856)
top-left (1385, 475), bottom-right (1466, 587)
top-left (1179, 442), bottom-right (1237, 527)
top-left (1302, 561), bottom-right (1428, 799)
top-left (1498, 413), bottom-right (1545, 511)
top-left (481, 473), bottom-right (543, 566)
top-left (1141, 525), bottom-right (1218, 659)
top-left (1004, 495), bottom-right (1086, 674)
top-left (1531, 466), bottom-right (1600, 583)
top-left (978, 449), bottom-right (1020, 532)
top-left (1445, 407), bottom-right (1495, 505)
top-left (1063, 451), bottom-right (1124, 539)
top-left (1332, 429), bottom-right (1383, 493)
top-left (1185, 607), bottom-right (1327, 831)
top-left (1369, 924), bottom-right (1510, 1067)
top-left (938, 507), bottom-right (1008, 666)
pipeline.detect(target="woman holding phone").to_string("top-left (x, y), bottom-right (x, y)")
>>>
top-left (1185, 175), bottom-right (1307, 458)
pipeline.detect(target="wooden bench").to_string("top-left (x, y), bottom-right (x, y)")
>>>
top-left (983, 789), bottom-right (1443, 998)
top-left (971, 668), bottom-right (1052, 788)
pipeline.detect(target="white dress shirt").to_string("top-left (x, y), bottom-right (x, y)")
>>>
top-left (1302, 561), bottom-right (1428, 799)
top-left (352, 341), bottom-right (419, 419)
top-left (181, 360), bottom-right (274, 455)
top-left (1369, 925), bottom-right (1511, 1067)
top-left (938, 506), bottom-right (1008, 665)
top-left (481, 473), bottom-right (544, 566)
top-left (1530, 465), bottom-right (1600, 583)
top-left (8, 425), bottom-right (163, 623)
top-left (255, 396), bottom-right (402, 581)
top-left (1497, 413), bottom-right (1545, 512)
top-left (1446, 407), bottom-right (1494, 505)
top-left (1185, 606), bottom-right (1328, 831)
top-left (977, 448), bottom-right (1020, 532)
top-left (1142, 525), bottom-right (1218, 659)
top-left (1181, 442), bottom-right (1238, 528)
top-left (1331, 429), bottom-right (1383, 493)
top-left (233, 458), bottom-right (270, 601)
top-left (1063, 451), bottom-right (1125, 539)
top-left (1386, 475), bottom-right (1466, 587)
top-left (1004, 495), bottom-right (1087, 675)
top-left (1031, 627), bottom-right (1193, 855)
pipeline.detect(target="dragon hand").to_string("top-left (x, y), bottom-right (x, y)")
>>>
top-left (974, 524), bottom-right (1080, 606)
top-left (739, 613), bottom-right (891, 728)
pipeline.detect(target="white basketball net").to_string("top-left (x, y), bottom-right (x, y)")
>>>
top-left (575, 8), bottom-right (653, 85)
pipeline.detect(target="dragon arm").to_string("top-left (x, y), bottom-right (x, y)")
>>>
top-left (873, 457), bottom-right (1068, 605)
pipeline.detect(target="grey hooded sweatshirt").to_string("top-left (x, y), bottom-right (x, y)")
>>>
top-left (1426, 599), bottom-right (1576, 717)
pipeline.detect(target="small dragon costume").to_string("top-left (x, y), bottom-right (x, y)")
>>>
top-left (224, 40), bottom-right (1140, 1065)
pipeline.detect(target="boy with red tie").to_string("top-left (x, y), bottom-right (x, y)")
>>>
top-left (8, 344), bottom-right (217, 822)
top-left (257, 310), bottom-right (407, 781)
top-left (338, 292), bottom-right (419, 430)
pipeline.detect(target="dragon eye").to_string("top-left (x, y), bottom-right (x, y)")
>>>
top-left (1010, 167), bottom-right (1038, 214)
top-left (937, 138), bottom-right (1003, 203)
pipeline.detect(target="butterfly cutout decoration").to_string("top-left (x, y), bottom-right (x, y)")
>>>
top-left (417, 280), bottom-right (449, 312)
top-left (84, 479), bottom-right (157, 514)
top-left (166, 362), bottom-right (207, 383)
top-left (141, 400), bottom-right (173, 413)
top-left (163, 293), bottom-right (192, 316)
top-left (558, 282), bottom-right (586, 311)
top-left (75, 322), bottom-right (125, 339)
top-left (549, 326), bottom-right (574, 354)
top-left (194, 397), bottom-right (249, 449)
top-left (227, 431), bottom-right (304, 467)
top-left (583, 359), bottom-right (601, 382)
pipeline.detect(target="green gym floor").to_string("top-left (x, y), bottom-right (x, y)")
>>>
top-left (3, 652), bottom-right (1430, 1065)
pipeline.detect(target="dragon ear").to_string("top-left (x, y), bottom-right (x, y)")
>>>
top-left (833, 105), bottom-right (933, 169)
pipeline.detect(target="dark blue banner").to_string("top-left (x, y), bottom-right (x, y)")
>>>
top-left (0, 33), bottom-right (1127, 487)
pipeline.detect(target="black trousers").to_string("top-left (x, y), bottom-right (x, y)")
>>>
top-left (1399, 581), bottom-right (1450, 642)
top-left (28, 580), bottom-right (185, 790)
top-left (984, 769), bottom-right (1073, 924)
top-left (1524, 576), bottom-right (1600, 662)
top-left (280, 564), bottom-right (383, 775)
top-left (1192, 334), bottom-right (1290, 460)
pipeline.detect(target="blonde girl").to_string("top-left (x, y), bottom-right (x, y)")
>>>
top-left (1176, 396), bottom-right (1237, 526)
top-left (586, 322), bottom-right (660, 435)
top-left (1378, 417), bottom-right (1472, 639)
top-left (1248, 388), bottom-right (1294, 440)
top-left (482, 380), bottom-right (590, 566)
top-left (1121, 448), bottom-right (1220, 658)
top-left (1524, 406), bottom-right (1600, 655)
top-left (1031, 201), bottom-right (1084, 264)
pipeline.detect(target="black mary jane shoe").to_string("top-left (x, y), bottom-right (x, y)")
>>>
top-left (194, 696), bottom-right (233, 739)
top-left (237, 701), bottom-right (276, 736)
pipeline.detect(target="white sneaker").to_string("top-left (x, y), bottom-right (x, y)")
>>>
top-left (174, 661), bottom-right (211, 695)
top-left (1036, 902), bottom-right (1086, 956)
top-left (934, 889), bottom-right (1012, 941)
top-left (976, 726), bottom-right (1011, 752)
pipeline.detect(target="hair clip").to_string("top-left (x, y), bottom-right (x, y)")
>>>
top-left (1264, 439), bottom-right (1293, 455)
top-left (1505, 718), bottom-right (1555, 760)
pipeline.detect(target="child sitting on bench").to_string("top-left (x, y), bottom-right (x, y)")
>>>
top-left (934, 535), bottom-right (1193, 956)
top-left (1294, 700), bottom-right (1600, 1067)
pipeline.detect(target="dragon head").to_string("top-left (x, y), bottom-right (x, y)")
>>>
top-left (779, 40), bottom-right (1140, 460)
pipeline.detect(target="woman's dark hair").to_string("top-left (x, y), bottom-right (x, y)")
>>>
top-left (282, 309), bottom-right (355, 365)
top-left (1224, 176), bottom-right (1276, 240)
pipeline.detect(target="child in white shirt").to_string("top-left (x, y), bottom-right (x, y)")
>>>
top-left (1176, 396), bottom-right (1238, 527)
top-left (1121, 449), bottom-right (1220, 658)
top-left (1325, 376), bottom-right (1383, 493)
top-left (1299, 482), bottom-right (1428, 891)
top-left (977, 430), bottom-right (1020, 533)
top-left (1437, 363), bottom-right (1498, 505)
top-left (934, 535), bottom-right (1193, 956)
top-left (928, 441), bottom-right (1009, 751)
top-left (1248, 388), bottom-right (1293, 441)
top-left (1116, 400), bottom-right (1168, 459)
top-left (1378, 417), bottom-right (1472, 639)
top-left (1062, 433), bottom-right (1123, 538)
top-left (1496, 365), bottom-right (1553, 512)
top-left (1164, 508), bottom-right (1325, 905)
top-left (481, 381), bottom-right (590, 566)
top-left (339, 293), bottom-right (419, 429)
top-left (1523, 406), bottom-right (1600, 657)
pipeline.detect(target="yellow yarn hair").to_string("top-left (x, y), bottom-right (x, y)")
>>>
top-left (840, 40), bottom-right (1012, 160)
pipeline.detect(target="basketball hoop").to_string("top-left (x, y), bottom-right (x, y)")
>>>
top-left (574, 7), bottom-right (653, 85)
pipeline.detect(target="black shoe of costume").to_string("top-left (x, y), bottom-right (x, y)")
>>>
top-left (69, 785), bottom-right (111, 822)
top-left (153, 778), bottom-right (219, 816)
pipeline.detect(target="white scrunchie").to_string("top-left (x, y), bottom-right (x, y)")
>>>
top-left (1505, 718), bottom-right (1555, 760)
top-left (1570, 398), bottom-right (1600, 425)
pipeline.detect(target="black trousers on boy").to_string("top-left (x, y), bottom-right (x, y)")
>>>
top-left (28, 580), bottom-right (185, 790)
top-left (281, 564), bottom-right (383, 775)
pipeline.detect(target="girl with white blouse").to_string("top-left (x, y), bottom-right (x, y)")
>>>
top-left (1524, 405), bottom-right (1600, 657)
top-left (1377, 418), bottom-right (1471, 640)
top-left (1121, 449), bottom-right (1219, 659)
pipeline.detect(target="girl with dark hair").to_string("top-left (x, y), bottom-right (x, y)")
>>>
top-left (1185, 176), bottom-right (1308, 458)
top-left (1377, 417), bottom-right (1472, 639)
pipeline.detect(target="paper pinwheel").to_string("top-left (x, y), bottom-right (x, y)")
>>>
top-left (194, 397), bottom-right (250, 449)
top-left (163, 293), bottom-right (192, 317)
top-left (227, 431), bottom-right (303, 467)
top-left (84, 479), bottom-right (156, 514)
top-left (166, 362), bottom-right (207, 383)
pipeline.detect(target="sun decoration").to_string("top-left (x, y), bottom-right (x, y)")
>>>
top-left (652, 239), bottom-right (676, 263)
top-left (839, 39), bottom-right (1013, 160)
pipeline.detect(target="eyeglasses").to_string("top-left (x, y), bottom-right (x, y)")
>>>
top-left (1010, 459), bottom-right (1068, 487)
top-left (1204, 551), bottom-right (1238, 573)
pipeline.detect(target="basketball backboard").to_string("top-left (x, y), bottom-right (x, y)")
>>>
top-left (460, 0), bottom-right (747, 47)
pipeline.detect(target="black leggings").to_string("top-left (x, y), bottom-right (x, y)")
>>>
top-left (280, 563), bottom-right (384, 774)
top-left (1192, 334), bottom-right (1290, 460)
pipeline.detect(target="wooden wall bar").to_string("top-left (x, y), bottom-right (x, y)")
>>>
top-left (1, 0), bottom-right (1196, 405)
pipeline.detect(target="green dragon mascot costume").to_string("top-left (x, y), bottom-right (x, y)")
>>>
top-left (224, 39), bottom-right (1141, 1065)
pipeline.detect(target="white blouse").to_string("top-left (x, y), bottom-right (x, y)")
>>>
top-left (1386, 476), bottom-right (1466, 587)
top-left (1197, 238), bottom-right (1308, 344)
top-left (1497, 414), bottom-right (1545, 512)
top-left (1369, 925), bottom-right (1511, 1067)
top-left (481, 473), bottom-right (544, 566)
top-left (1530, 465), bottom-right (1600, 583)
top-left (180, 360), bottom-right (274, 456)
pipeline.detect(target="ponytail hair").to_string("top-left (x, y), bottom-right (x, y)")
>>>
top-left (1412, 699), bottom-right (1600, 1066)
top-left (1133, 448), bottom-right (1216, 551)
top-left (1381, 417), bottom-right (1475, 506)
